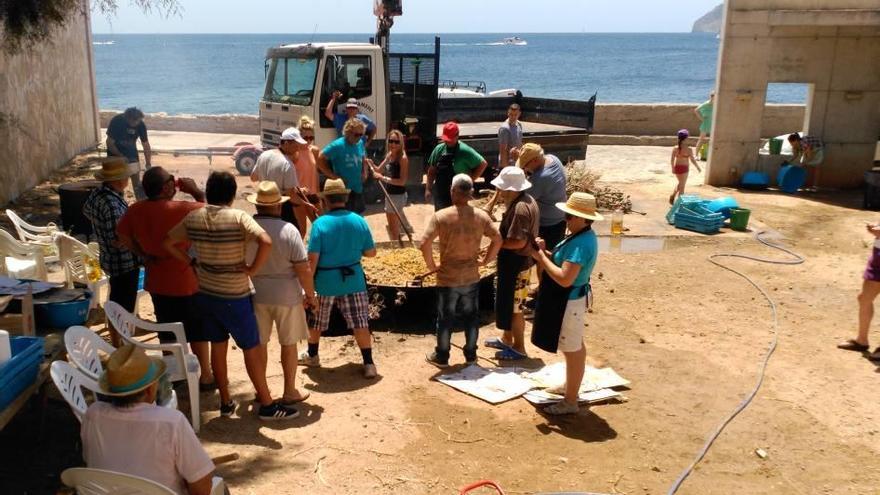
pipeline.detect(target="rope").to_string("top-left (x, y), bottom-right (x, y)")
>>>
top-left (667, 231), bottom-right (804, 495)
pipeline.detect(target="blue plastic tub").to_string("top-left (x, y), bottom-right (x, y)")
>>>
top-left (777, 165), bottom-right (806, 194)
top-left (741, 171), bottom-right (770, 190)
top-left (705, 197), bottom-right (740, 219)
top-left (34, 293), bottom-right (92, 328)
top-left (0, 336), bottom-right (45, 410)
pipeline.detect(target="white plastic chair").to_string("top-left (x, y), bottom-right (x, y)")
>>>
top-left (0, 228), bottom-right (48, 281)
top-left (64, 325), bottom-right (116, 381)
top-left (103, 301), bottom-right (201, 433)
top-left (50, 360), bottom-right (100, 422)
top-left (61, 468), bottom-right (228, 495)
top-left (5, 209), bottom-right (60, 263)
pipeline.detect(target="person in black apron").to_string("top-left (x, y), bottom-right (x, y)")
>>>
top-left (429, 142), bottom-right (457, 210)
top-left (530, 192), bottom-right (603, 415)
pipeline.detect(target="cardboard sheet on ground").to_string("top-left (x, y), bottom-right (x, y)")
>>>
top-left (434, 365), bottom-right (535, 404)
top-left (522, 388), bottom-right (621, 405)
top-left (524, 363), bottom-right (630, 393)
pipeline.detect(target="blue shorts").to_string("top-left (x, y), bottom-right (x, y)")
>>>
top-left (195, 293), bottom-right (261, 350)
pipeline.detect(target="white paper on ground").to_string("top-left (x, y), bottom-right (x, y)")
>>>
top-left (523, 363), bottom-right (630, 393)
top-left (522, 388), bottom-right (622, 405)
top-left (435, 365), bottom-right (536, 404)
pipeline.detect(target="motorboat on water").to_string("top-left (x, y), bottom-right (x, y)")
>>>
top-left (502, 36), bottom-right (527, 46)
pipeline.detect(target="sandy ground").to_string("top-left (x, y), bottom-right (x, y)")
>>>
top-left (3, 144), bottom-right (880, 494)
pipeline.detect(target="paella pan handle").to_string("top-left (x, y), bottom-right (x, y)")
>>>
top-left (459, 480), bottom-right (505, 495)
top-left (407, 268), bottom-right (439, 288)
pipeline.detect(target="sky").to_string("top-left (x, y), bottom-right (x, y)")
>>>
top-left (91, 0), bottom-right (722, 34)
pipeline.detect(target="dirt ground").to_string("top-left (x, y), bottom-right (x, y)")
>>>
top-left (3, 144), bottom-right (880, 495)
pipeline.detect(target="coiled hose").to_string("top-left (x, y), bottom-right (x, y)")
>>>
top-left (667, 231), bottom-right (805, 494)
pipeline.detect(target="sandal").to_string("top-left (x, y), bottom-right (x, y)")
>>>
top-left (484, 337), bottom-right (511, 350)
top-left (279, 390), bottom-right (311, 405)
top-left (543, 401), bottom-right (579, 415)
top-left (869, 348), bottom-right (880, 362)
top-left (837, 339), bottom-right (869, 352)
top-left (495, 347), bottom-right (527, 361)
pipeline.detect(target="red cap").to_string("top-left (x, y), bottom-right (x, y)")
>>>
top-left (441, 121), bottom-right (459, 143)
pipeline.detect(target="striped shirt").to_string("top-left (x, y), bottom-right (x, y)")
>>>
top-left (168, 205), bottom-right (266, 298)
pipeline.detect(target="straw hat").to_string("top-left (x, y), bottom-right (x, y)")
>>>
top-left (515, 143), bottom-right (544, 169)
top-left (555, 192), bottom-right (604, 221)
top-left (490, 166), bottom-right (532, 192)
top-left (246, 181), bottom-right (289, 205)
top-left (98, 344), bottom-right (167, 397)
top-left (320, 178), bottom-right (351, 197)
top-left (94, 157), bottom-right (138, 182)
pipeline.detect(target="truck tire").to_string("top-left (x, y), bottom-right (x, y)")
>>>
top-left (234, 150), bottom-right (258, 176)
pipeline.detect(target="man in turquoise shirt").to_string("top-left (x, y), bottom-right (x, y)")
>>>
top-left (300, 178), bottom-right (379, 378)
top-left (318, 118), bottom-right (371, 214)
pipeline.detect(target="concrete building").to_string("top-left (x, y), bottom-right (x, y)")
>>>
top-left (708, 0), bottom-right (880, 188)
top-left (0, 1), bottom-right (100, 205)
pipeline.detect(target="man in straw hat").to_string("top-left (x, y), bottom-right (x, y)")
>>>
top-left (421, 174), bottom-right (501, 367)
top-left (81, 344), bottom-right (216, 495)
top-left (164, 171), bottom-right (299, 421)
top-left (246, 181), bottom-right (317, 404)
top-left (117, 167), bottom-right (215, 391)
top-left (484, 166), bottom-right (539, 361)
top-left (299, 178), bottom-right (379, 378)
top-left (83, 157), bottom-right (143, 347)
top-left (529, 192), bottom-right (602, 415)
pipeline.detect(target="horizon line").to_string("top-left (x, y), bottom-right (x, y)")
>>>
top-left (91, 31), bottom-right (709, 35)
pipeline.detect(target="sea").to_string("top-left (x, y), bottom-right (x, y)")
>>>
top-left (92, 33), bottom-right (808, 115)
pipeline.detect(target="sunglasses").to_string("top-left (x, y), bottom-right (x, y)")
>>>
top-left (388, 139), bottom-right (401, 144)
top-left (349, 132), bottom-right (364, 138)
top-left (302, 135), bottom-right (314, 141)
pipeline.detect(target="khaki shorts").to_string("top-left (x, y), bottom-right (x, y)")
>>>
top-left (513, 269), bottom-right (530, 314)
top-left (557, 296), bottom-right (586, 353)
top-left (255, 303), bottom-right (309, 346)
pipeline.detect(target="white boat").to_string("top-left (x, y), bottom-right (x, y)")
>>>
top-left (502, 36), bottom-right (527, 46)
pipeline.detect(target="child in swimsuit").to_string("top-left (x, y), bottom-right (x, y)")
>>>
top-left (669, 129), bottom-right (702, 205)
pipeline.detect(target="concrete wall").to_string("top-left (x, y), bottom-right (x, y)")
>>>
top-left (0, 2), bottom-right (99, 205)
top-left (100, 104), bottom-right (806, 140)
top-left (708, 0), bottom-right (880, 188)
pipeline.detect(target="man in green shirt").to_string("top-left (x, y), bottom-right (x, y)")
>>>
top-left (425, 122), bottom-right (488, 210)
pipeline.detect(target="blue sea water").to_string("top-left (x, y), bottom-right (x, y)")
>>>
top-left (92, 33), bottom-right (807, 115)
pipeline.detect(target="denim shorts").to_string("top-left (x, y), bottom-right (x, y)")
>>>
top-left (195, 293), bottom-right (261, 350)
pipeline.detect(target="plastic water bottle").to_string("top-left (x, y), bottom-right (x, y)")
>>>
top-left (0, 330), bottom-right (11, 367)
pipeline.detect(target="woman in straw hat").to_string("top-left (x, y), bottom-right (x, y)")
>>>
top-left (530, 192), bottom-right (602, 415)
top-left (81, 345), bottom-right (216, 495)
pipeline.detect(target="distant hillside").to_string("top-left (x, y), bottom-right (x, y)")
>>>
top-left (692, 3), bottom-right (724, 33)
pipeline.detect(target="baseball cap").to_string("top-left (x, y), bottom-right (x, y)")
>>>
top-left (280, 127), bottom-right (307, 144)
top-left (345, 98), bottom-right (359, 109)
top-left (441, 121), bottom-right (459, 143)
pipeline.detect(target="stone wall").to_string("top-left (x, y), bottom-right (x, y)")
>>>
top-left (100, 104), bottom-right (806, 140)
top-left (0, 2), bottom-right (99, 205)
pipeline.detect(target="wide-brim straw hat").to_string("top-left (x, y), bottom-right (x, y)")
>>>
top-left (246, 180), bottom-right (290, 205)
top-left (555, 192), bottom-right (604, 221)
top-left (94, 157), bottom-right (138, 182)
top-left (491, 166), bottom-right (532, 192)
top-left (320, 178), bottom-right (351, 197)
top-left (515, 142), bottom-right (544, 169)
top-left (98, 344), bottom-right (167, 397)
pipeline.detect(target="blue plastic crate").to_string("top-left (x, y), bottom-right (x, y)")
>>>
top-left (0, 336), bottom-right (45, 410)
top-left (674, 216), bottom-right (723, 234)
top-left (666, 195), bottom-right (702, 225)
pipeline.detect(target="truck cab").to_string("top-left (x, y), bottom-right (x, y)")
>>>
top-left (261, 43), bottom-right (389, 150)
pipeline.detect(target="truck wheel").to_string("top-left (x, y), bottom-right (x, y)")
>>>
top-left (235, 150), bottom-right (258, 176)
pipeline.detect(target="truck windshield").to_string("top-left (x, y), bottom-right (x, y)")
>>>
top-left (264, 56), bottom-right (319, 106)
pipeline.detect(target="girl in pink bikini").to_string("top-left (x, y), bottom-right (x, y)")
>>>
top-left (669, 129), bottom-right (702, 205)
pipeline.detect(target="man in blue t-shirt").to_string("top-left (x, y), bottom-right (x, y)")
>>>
top-left (317, 118), bottom-right (371, 214)
top-left (299, 178), bottom-right (379, 378)
top-left (106, 107), bottom-right (151, 200)
top-left (324, 91), bottom-right (377, 145)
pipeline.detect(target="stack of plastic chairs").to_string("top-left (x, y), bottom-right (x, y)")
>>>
top-left (667, 195), bottom-right (725, 234)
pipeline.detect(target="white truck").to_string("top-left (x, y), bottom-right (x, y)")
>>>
top-left (233, 2), bottom-right (595, 199)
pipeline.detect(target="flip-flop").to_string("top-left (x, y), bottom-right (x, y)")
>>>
top-left (837, 339), bottom-right (869, 352)
top-left (279, 391), bottom-right (311, 405)
top-left (868, 347), bottom-right (880, 362)
top-left (484, 337), bottom-right (512, 350)
top-left (495, 347), bottom-right (528, 361)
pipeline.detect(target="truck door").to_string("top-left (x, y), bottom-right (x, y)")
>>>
top-left (317, 52), bottom-right (384, 146)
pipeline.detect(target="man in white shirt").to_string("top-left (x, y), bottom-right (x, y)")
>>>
top-left (251, 127), bottom-right (317, 228)
top-left (81, 344), bottom-right (215, 495)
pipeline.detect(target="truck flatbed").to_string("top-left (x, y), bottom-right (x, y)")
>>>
top-left (438, 120), bottom-right (587, 139)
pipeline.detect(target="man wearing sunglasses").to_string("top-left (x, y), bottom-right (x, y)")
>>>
top-left (317, 118), bottom-right (372, 214)
top-left (324, 93), bottom-right (377, 146)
